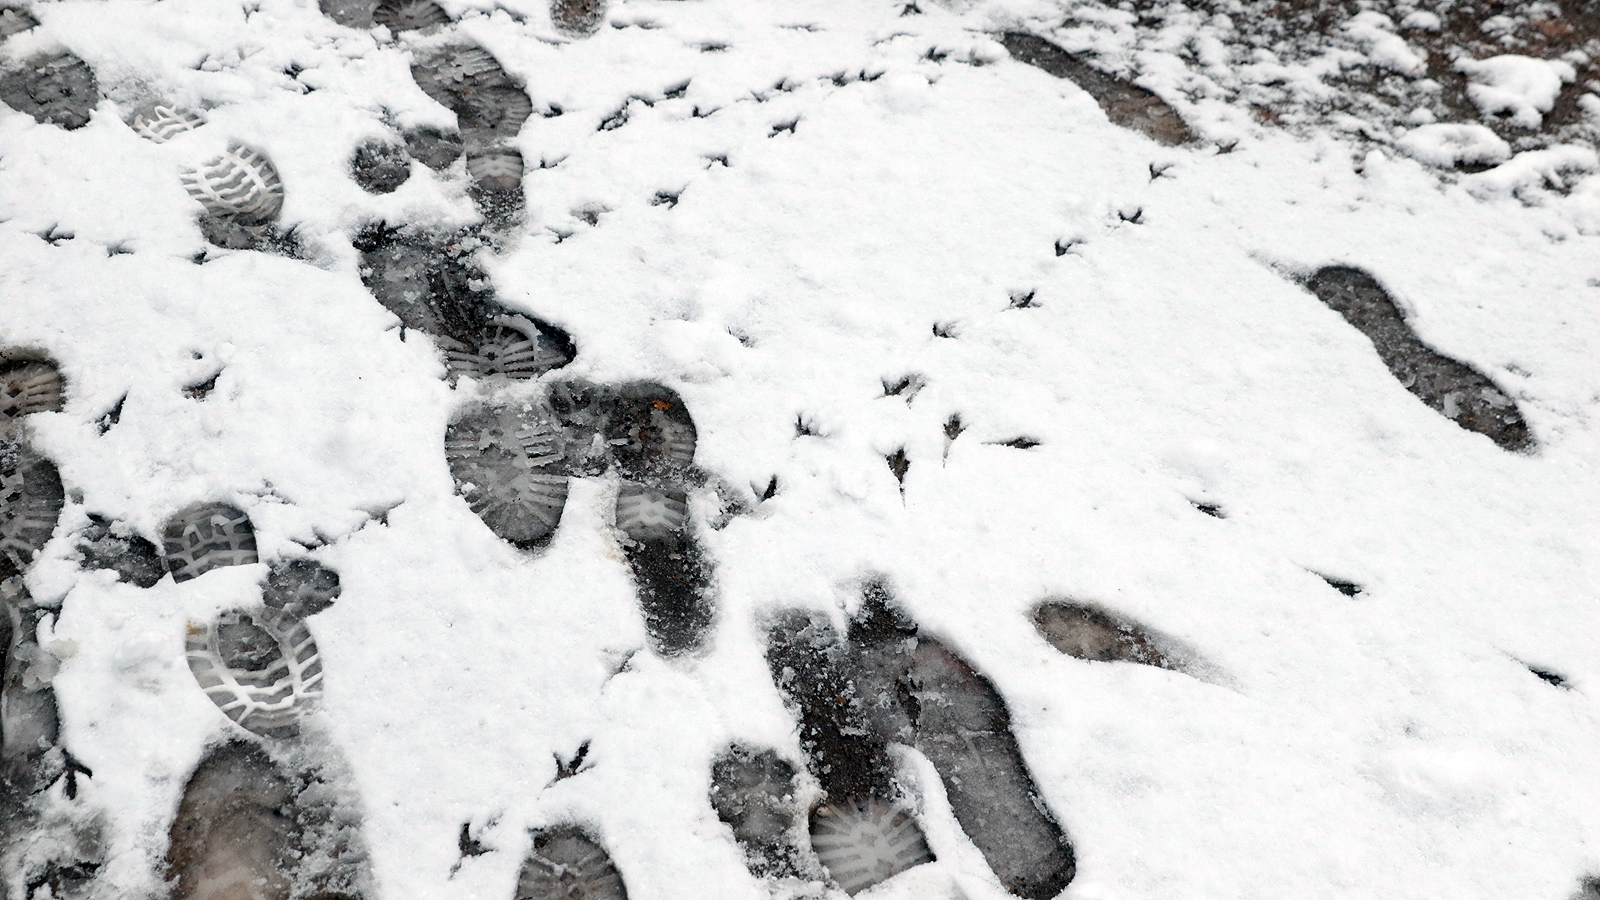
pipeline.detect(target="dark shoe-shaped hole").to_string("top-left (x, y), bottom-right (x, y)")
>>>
top-left (1, 441), bottom-right (64, 580)
top-left (604, 383), bottom-right (697, 483)
top-left (710, 745), bottom-right (803, 877)
top-left (0, 52), bottom-right (98, 130)
top-left (403, 126), bottom-right (463, 169)
top-left (1305, 265), bottom-right (1533, 452)
top-left (169, 742), bottom-right (369, 900)
top-left (351, 139), bottom-right (412, 195)
top-left (77, 515), bottom-right (166, 588)
top-left (444, 406), bottom-right (570, 550)
top-left (161, 502), bottom-right (258, 583)
top-left (764, 610), bottom-right (898, 801)
top-left (998, 33), bottom-right (1193, 146)
top-left (515, 825), bottom-right (628, 900)
top-left (166, 742), bottom-right (297, 900)
top-left (619, 519), bottom-right (713, 658)
top-left (1032, 600), bottom-right (1180, 668)
top-left (263, 559), bottom-right (341, 619)
top-left (809, 797), bottom-right (933, 896)
top-left (907, 637), bottom-right (1076, 900)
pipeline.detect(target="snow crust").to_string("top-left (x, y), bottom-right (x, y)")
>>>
top-left (2, 0), bottom-right (1600, 899)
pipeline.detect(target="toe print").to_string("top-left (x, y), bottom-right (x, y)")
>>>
top-left (514, 826), bottom-right (628, 900)
top-left (185, 609), bottom-right (323, 739)
top-left (161, 503), bottom-right (258, 583)
top-left (809, 798), bottom-right (934, 896)
top-left (446, 406), bottom-right (571, 550)
top-left (0, 354), bottom-right (63, 425)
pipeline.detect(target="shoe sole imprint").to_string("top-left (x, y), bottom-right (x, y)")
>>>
top-left (464, 149), bottom-right (525, 193)
top-left (352, 139), bottom-right (412, 195)
top-left (809, 797), bottom-right (934, 896)
top-left (1, 444), bottom-right (64, 580)
top-left (186, 609), bottom-right (323, 738)
top-left (128, 103), bottom-right (205, 143)
top-left (1304, 265), bottom-right (1533, 451)
top-left (764, 610), bottom-right (900, 801)
top-left (998, 33), bottom-right (1194, 147)
top-left (403, 126), bottom-right (463, 170)
top-left (3, 589), bottom-right (63, 768)
top-left (410, 44), bottom-right (515, 112)
top-left (373, 0), bottom-right (449, 31)
top-left (262, 558), bottom-right (341, 619)
top-left (1, 355), bottom-right (64, 424)
top-left (78, 515), bottom-right (166, 588)
top-left (771, 584), bottom-right (1077, 899)
top-left (614, 483), bottom-right (687, 541)
top-left (168, 741), bottom-right (371, 900)
top-left (161, 502), bottom-right (258, 582)
top-left (0, 52), bottom-right (98, 130)
top-left (320, 0), bottom-right (377, 27)
top-left (903, 638), bottom-right (1076, 900)
top-left (604, 383), bottom-right (697, 483)
top-left (709, 744), bottom-right (805, 878)
top-left (445, 406), bottom-right (570, 549)
top-left (619, 517), bottom-right (713, 658)
top-left (1032, 599), bottom-right (1191, 672)
top-left (181, 143), bottom-right (284, 226)
top-left (439, 315), bottom-right (571, 382)
top-left (515, 825), bottom-right (628, 900)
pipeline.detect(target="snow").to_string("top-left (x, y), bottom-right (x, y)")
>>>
top-left (3, 0), bottom-right (1600, 899)
top-left (1342, 12), bottom-right (1424, 78)
top-left (1396, 123), bottom-right (1512, 169)
top-left (1457, 54), bottom-right (1576, 130)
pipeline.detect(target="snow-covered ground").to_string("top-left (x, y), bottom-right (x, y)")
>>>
top-left (3, 0), bottom-right (1600, 898)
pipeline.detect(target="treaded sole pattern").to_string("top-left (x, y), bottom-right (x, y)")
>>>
top-left (1, 357), bottom-right (64, 423)
top-left (515, 826), bottom-right (628, 900)
top-left (161, 502), bottom-right (258, 582)
top-left (445, 407), bottom-right (570, 549)
top-left (809, 797), bottom-right (933, 896)
top-left (1, 444), bottom-right (64, 579)
top-left (185, 609), bottom-right (323, 738)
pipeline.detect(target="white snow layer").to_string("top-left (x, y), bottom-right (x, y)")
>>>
top-left (1457, 54), bottom-right (1576, 130)
top-left (1396, 123), bottom-right (1511, 168)
top-left (3, 0), bottom-right (1600, 900)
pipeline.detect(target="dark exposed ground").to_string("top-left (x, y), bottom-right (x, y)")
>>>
top-left (1011, 0), bottom-right (1599, 172)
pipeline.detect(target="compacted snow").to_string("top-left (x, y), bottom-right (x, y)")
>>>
top-left (2, 0), bottom-right (1600, 898)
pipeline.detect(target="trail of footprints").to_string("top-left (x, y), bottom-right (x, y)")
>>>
top-left (0, 4), bottom-right (1558, 900)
